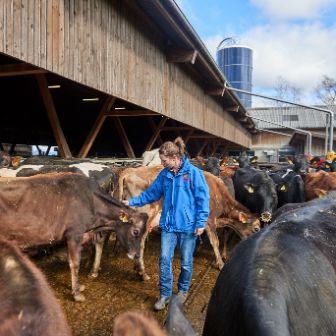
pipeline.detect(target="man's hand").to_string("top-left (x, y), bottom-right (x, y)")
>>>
top-left (194, 228), bottom-right (204, 236)
top-left (122, 200), bottom-right (129, 206)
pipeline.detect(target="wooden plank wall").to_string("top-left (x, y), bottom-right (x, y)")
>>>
top-left (0, 0), bottom-right (251, 147)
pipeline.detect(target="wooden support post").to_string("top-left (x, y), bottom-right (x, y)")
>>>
top-left (210, 140), bottom-right (219, 157)
top-left (113, 117), bottom-right (135, 158)
top-left (35, 74), bottom-right (72, 159)
top-left (78, 96), bottom-right (116, 158)
top-left (197, 141), bottom-right (207, 157)
top-left (145, 117), bottom-right (168, 151)
top-left (184, 130), bottom-right (194, 145)
top-left (147, 117), bottom-right (163, 146)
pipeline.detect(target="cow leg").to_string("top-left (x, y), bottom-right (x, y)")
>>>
top-left (89, 232), bottom-right (109, 278)
top-left (205, 222), bottom-right (224, 269)
top-left (133, 229), bottom-right (150, 281)
top-left (221, 228), bottom-right (230, 261)
top-left (67, 238), bottom-right (85, 302)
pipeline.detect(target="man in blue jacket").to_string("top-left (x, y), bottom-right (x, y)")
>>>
top-left (124, 137), bottom-right (210, 310)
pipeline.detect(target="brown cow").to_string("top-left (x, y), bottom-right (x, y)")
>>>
top-left (0, 173), bottom-right (147, 301)
top-left (305, 170), bottom-right (336, 200)
top-left (0, 237), bottom-right (72, 336)
top-left (116, 166), bottom-right (260, 281)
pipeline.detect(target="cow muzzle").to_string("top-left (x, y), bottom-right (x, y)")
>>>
top-left (260, 212), bottom-right (272, 223)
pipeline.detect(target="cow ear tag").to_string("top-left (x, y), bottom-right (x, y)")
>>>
top-left (119, 211), bottom-right (129, 222)
top-left (239, 212), bottom-right (248, 224)
top-left (287, 159), bottom-right (293, 164)
top-left (280, 184), bottom-right (287, 192)
top-left (245, 184), bottom-right (254, 193)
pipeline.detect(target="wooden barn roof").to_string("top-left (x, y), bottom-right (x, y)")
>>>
top-left (0, 0), bottom-right (256, 158)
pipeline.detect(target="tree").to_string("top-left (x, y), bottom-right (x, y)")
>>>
top-left (315, 75), bottom-right (336, 105)
top-left (273, 76), bottom-right (302, 105)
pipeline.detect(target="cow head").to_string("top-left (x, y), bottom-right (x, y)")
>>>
top-left (221, 213), bottom-right (260, 239)
top-left (243, 174), bottom-right (278, 223)
top-left (0, 152), bottom-right (11, 168)
top-left (114, 209), bottom-right (148, 259)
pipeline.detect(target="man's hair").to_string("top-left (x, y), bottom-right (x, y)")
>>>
top-left (159, 137), bottom-right (186, 158)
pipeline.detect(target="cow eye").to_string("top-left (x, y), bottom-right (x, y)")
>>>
top-left (132, 229), bottom-right (140, 237)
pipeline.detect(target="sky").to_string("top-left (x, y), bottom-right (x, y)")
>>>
top-left (175, 0), bottom-right (336, 106)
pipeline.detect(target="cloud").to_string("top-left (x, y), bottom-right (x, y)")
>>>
top-left (250, 0), bottom-right (336, 20)
top-left (204, 22), bottom-right (336, 104)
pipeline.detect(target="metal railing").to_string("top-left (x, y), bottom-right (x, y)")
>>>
top-left (224, 85), bottom-right (334, 152)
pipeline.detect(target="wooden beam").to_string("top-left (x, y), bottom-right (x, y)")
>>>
top-left (210, 141), bottom-right (219, 156)
top-left (147, 117), bottom-right (163, 146)
top-left (0, 63), bottom-right (47, 77)
top-left (197, 141), bottom-right (207, 156)
top-left (113, 117), bottom-right (135, 158)
top-left (205, 87), bottom-right (225, 96)
top-left (146, 117), bottom-right (168, 151)
top-left (184, 130), bottom-right (194, 144)
top-left (224, 105), bottom-right (240, 112)
top-left (35, 74), bottom-right (72, 159)
top-left (152, 1), bottom-right (224, 85)
top-left (105, 109), bottom-right (158, 117)
top-left (166, 48), bottom-right (198, 64)
top-left (161, 126), bottom-right (194, 131)
top-left (78, 96), bottom-right (116, 158)
top-left (189, 134), bottom-right (217, 139)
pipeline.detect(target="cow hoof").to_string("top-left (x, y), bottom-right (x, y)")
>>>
top-left (74, 293), bottom-right (86, 302)
top-left (88, 272), bottom-right (98, 279)
top-left (217, 262), bottom-right (224, 270)
top-left (79, 285), bottom-right (86, 292)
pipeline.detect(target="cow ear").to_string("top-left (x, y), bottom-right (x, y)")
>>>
top-left (238, 212), bottom-right (248, 224)
top-left (119, 211), bottom-right (129, 223)
top-left (279, 183), bottom-right (287, 192)
top-left (244, 183), bottom-right (255, 193)
top-left (315, 188), bottom-right (327, 198)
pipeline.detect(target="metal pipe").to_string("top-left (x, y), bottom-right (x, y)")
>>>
top-left (225, 85), bottom-right (334, 151)
top-left (251, 116), bottom-right (312, 154)
top-left (258, 129), bottom-right (292, 137)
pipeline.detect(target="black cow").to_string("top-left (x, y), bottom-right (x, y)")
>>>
top-left (268, 155), bottom-right (308, 208)
top-left (233, 166), bottom-right (277, 223)
top-left (195, 156), bottom-right (235, 197)
top-left (203, 191), bottom-right (336, 336)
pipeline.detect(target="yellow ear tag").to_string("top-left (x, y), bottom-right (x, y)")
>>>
top-left (280, 185), bottom-right (287, 191)
top-left (326, 165), bottom-right (330, 168)
top-left (119, 213), bottom-right (129, 223)
top-left (288, 160), bottom-right (293, 164)
top-left (247, 186), bottom-right (254, 193)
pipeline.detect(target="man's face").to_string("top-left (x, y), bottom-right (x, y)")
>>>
top-left (160, 154), bottom-right (178, 170)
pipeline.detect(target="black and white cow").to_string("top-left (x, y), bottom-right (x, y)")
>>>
top-left (0, 159), bottom-right (114, 193)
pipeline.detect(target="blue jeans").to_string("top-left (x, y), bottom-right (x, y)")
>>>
top-left (159, 230), bottom-right (197, 298)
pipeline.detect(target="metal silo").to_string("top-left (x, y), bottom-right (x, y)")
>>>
top-left (216, 37), bottom-right (253, 107)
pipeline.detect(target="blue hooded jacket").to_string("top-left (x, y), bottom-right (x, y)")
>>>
top-left (128, 157), bottom-right (210, 233)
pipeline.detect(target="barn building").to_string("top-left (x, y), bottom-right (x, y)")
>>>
top-left (0, 0), bottom-right (257, 159)
top-left (248, 105), bottom-right (336, 162)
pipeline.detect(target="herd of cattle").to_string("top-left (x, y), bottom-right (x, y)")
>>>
top-left (1, 149), bottom-right (336, 335)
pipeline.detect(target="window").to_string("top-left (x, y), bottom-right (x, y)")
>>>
top-left (282, 115), bottom-right (299, 122)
